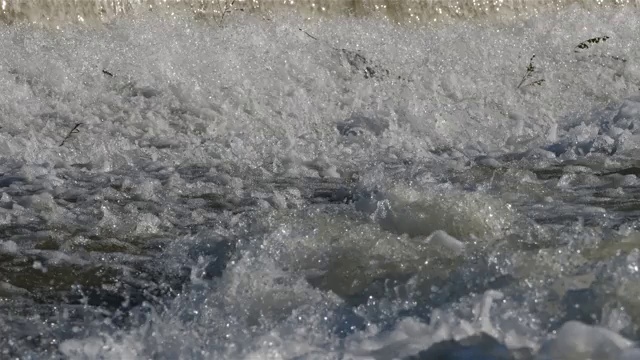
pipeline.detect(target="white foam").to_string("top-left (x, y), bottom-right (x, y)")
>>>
top-left (0, 240), bottom-right (18, 254)
top-left (426, 230), bottom-right (466, 256)
top-left (537, 321), bottom-right (636, 360)
top-left (0, 2), bottom-right (638, 358)
top-left (355, 185), bottom-right (514, 240)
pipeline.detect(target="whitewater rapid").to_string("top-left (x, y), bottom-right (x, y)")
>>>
top-left (1, 1), bottom-right (640, 359)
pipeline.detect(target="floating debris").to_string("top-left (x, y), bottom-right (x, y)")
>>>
top-left (575, 35), bottom-right (610, 52)
top-left (59, 123), bottom-right (82, 147)
top-left (517, 55), bottom-right (544, 89)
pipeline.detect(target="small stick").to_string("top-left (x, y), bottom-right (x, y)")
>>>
top-left (102, 69), bottom-right (114, 77)
top-left (575, 36), bottom-right (610, 52)
top-left (219, 0), bottom-right (236, 23)
top-left (517, 55), bottom-right (536, 89)
top-left (299, 28), bottom-right (342, 51)
top-left (300, 28), bottom-right (321, 42)
top-left (60, 123), bottom-right (83, 147)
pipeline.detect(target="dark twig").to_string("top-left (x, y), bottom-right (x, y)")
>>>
top-left (60, 123), bottom-right (83, 147)
top-left (216, 0), bottom-right (236, 24)
top-left (102, 69), bottom-right (114, 77)
top-left (517, 55), bottom-right (536, 89)
top-left (299, 28), bottom-right (322, 43)
top-left (575, 36), bottom-right (610, 52)
top-left (528, 79), bottom-right (545, 86)
top-left (517, 55), bottom-right (544, 89)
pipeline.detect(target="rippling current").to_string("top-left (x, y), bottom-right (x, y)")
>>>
top-left (1, 1), bottom-right (640, 359)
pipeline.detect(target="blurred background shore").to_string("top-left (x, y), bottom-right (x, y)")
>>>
top-left (1, 0), bottom-right (638, 26)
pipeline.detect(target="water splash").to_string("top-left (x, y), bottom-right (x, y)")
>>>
top-left (0, 0), bottom-right (638, 25)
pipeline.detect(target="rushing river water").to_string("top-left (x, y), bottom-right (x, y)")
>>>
top-left (1, 1), bottom-right (640, 359)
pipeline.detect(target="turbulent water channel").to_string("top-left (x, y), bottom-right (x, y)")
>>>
top-left (1, 1), bottom-right (640, 359)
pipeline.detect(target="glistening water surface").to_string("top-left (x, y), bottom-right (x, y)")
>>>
top-left (1, 1), bottom-right (640, 359)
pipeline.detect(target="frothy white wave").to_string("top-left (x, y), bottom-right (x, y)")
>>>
top-left (2, 1), bottom-right (640, 359)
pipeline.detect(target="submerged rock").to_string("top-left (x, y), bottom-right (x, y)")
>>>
top-left (405, 333), bottom-right (518, 360)
top-left (337, 114), bottom-right (389, 137)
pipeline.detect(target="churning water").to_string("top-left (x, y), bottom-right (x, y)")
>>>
top-left (1, 0), bottom-right (640, 359)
